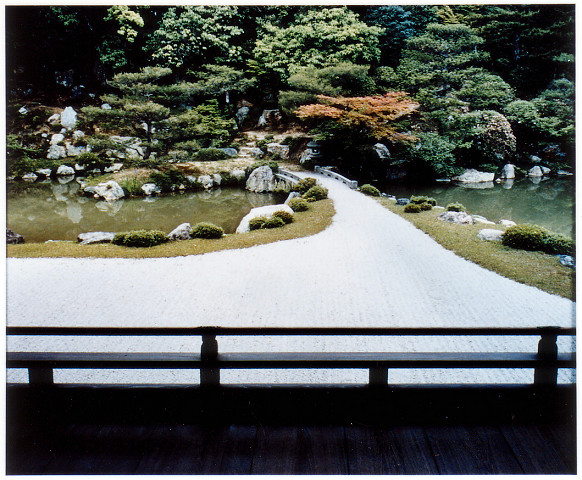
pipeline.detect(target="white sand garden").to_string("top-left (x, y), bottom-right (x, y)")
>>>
top-left (6, 173), bottom-right (575, 385)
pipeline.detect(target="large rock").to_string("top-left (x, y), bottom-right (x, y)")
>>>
top-left (56, 164), bottom-right (75, 176)
top-left (231, 169), bottom-right (246, 181)
top-left (141, 183), bottom-right (161, 196)
top-left (219, 148), bottom-right (238, 157)
top-left (373, 143), bottom-right (390, 160)
top-left (528, 166), bottom-right (543, 177)
top-left (246, 165), bottom-right (277, 193)
top-left (6, 228), bottom-right (24, 244)
top-left (198, 175), bottom-right (214, 189)
top-left (499, 219), bottom-right (516, 227)
top-left (47, 113), bottom-right (61, 125)
top-left (109, 136), bottom-right (145, 159)
top-left (499, 164), bottom-right (515, 179)
top-left (453, 169), bottom-right (495, 183)
top-left (168, 223), bottom-right (192, 241)
top-left (477, 229), bottom-right (504, 241)
top-left (557, 255), bottom-right (575, 268)
top-left (60, 106), bottom-right (77, 130)
top-left (36, 168), bottom-right (52, 177)
top-left (86, 180), bottom-right (125, 202)
top-left (47, 144), bottom-right (67, 160)
top-left (267, 143), bottom-right (290, 159)
top-left (284, 191), bottom-right (300, 205)
top-left (77, 231), bottom-right (116, 245)
top-left (236, 204), bottom-right (294, 233)
top-left (22, 172), bottom-right (38, 182)
top-left (437, 211), bottom-right (475, 225)
top-left (66, 143), bottom-right (88, 157)
top-left (50, 133), bottom-right (65, 145)
top-left (103, 162), bottom-right (124, 173)
top-left (257, 109), bottom-right (282, 128)
top-left (239, 147), bottom-right (264, 158)
top-left (472, 215), bottom-right (495, 225)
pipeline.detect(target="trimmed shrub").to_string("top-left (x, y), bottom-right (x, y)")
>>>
top-left (272, 210), bottom-right (294, 224)
top-left (249, 217), bottom-right (268, 231)
top-left (76, 152), bottom-right (112, 172)
top-left (410, 195), bottom-right (436, 206)
top-left (262, 216), bottom-right (286, 229)
top-left (302, 185), bottom-right (328, 201)
top-left (191, 222), bottom-right (224, 239)
top-left (360, 184), bottom-right (381, 197)
top-left (120, 178), bottom-right (144, 196)
top-left (288, 197), bottom-right (309, 212)
top-left (150, 168), bottom-right (187, 192)
top-left (420, 202), bottom-right (433, 211)
top-left (112, 230), bottom-right (169, 248)
top-left (446, 203), bottom-right (467, 212)
top-left (293, 177), bottom-right (318, 194)
top-left (502, 224), bottom-right (574, 255)
top-left (194, 147), bottom-right (229, 162)
top-left (404, 203), bottom-right (422, 213)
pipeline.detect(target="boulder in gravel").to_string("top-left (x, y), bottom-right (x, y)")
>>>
top-left (168, 223), bottom-right (192, 241)
top-left (239, 147), bottom-right (264, 158)
top-left (236, 204), bottom-right (294, 233)
top-left (246, 165), bottom-right (277, 193)
top-left (557, 255), bottom-right (575, 268)
top-left (56, 164), bottom-right (75, 176)
top-left (77, 232), bottom-right (116, 245)
top-left (477, 229), bottom-right (504, 242)
top-left (472, 215), bottom-right (495, 225)
top-left (219, 148), bottom-right (238, 157)
top-left (6, 228), bottom-right (24, 244)
top-left (285, 191), bottom-right (300, 205)
top-left (396, 198), bottom-right (410, 206)
top-left (437, 211), bottom-right (475, 225)
top-left (453, 169), bottom-right (495, 183)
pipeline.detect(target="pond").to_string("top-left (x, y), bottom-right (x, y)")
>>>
top-left (7, 179), bottom-right (286, 243)
top-left (382, 177), bottom-right (575, 238)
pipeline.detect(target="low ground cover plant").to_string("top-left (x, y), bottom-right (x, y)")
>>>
top-left (288, 197), bottom-right (309, 212)
top-left (446, 203), bottom-right (467, 212)
top-left (502, 224), bottom-right (574, 255)
top-left (112, 230), bottom-right (169, 248)
top-left (190, 222), bottom-right (224, 239)
top-left (359, 184), bottom-right (381, 197)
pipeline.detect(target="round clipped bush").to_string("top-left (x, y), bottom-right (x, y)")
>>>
top-left (293, 177), bottom-right (317, 194)
top-left (194, 147), bottom-right (229, 162)
top-left (404, 203), bottom-right (422, 213)
top-left (288, 197), bottom-right (309, 212)
top-left (502, 224), bottom-right (574, 255)
top-left (262, 216), bottom-right (286, 229)
top-left (191, 222), bottom-right (224, 239)
top-left (249, 217), bottom-right (268, 231)
top-left (112, 230), bottom-right (169, 248)
top-left (446, 203), bottom-right (467, 212)
top-left (302, 185), bottom-right (328, 201)
top-left (420, 202), bottom-right (433, 211)
top-left (410, 195), bottom-right (436, 206)
top-left (360, 184), bottom-right (381, 197)
top-left (272, 210), bottom-right (294, 224)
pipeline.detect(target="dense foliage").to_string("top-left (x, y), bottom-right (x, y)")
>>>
top-left (6, 5), bottom-right (574, 181)
top-left (502, 224), bottom-right (574, 256)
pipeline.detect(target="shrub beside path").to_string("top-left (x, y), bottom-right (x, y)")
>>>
top-left (6, 173), bottom-right (575, 384)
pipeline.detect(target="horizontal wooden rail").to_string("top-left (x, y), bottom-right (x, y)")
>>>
top-left (314, 166), bottom-right (358, 189)
top-left (6, 326), bottom-right (576, 388)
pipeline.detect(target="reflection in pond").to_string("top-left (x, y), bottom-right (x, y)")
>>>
top-left (383, 177), bottom-right (574, 237)
top-left (7, 180), bottom-right (286, 243)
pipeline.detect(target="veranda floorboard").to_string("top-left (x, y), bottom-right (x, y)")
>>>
top-left (500, 423), bottom-right (573, 474)
top-left (198, 425), bottom-right (257, 474)
top-left (424, 425), bottom-right (524, 474)
top-left (251, 425), bottom-right (349, 474)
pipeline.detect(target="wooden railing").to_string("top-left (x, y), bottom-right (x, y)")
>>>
top-left (6, 326), bottom-right (575, 387)
top-left (314, 166), bottom-right (358, 189)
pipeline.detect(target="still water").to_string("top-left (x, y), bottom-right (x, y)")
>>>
top-left (7, 179), bottom-right (286, 243)
top-left (383, 177), bottom-right (575, 238)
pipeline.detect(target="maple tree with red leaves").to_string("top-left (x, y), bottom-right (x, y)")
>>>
top-left (295, 92), bottom-right (419, 143)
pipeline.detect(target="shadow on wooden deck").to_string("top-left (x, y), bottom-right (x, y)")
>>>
top-left (6, 384), bottom-right (576, 474)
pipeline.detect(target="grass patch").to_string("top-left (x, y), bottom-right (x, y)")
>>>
top-left (378, 198), bottom-right (574, 300)
top-left (7, 199), bottom-right (335, 259)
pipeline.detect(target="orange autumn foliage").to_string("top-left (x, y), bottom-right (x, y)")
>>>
top-left (295, 92), bottom-right (419, 142)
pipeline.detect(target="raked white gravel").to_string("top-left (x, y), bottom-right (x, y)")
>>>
top-left (7, 173), bottom-right (575, 385)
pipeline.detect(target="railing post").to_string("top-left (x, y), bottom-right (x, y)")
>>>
top-left (29, 367), bottom-right (54, 385)
top-left (369, 367), bottom-right (388, 387)
top-left (201, 333), bottom-right (220, 387)
top-left (534, 327), bottom-right (559, 386)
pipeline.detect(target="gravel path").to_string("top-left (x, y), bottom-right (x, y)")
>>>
top-left (7, 173), bottom-right (575, 385)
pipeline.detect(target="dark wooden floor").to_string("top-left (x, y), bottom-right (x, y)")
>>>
top-left (6, 385), bottom-right (576, 475)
